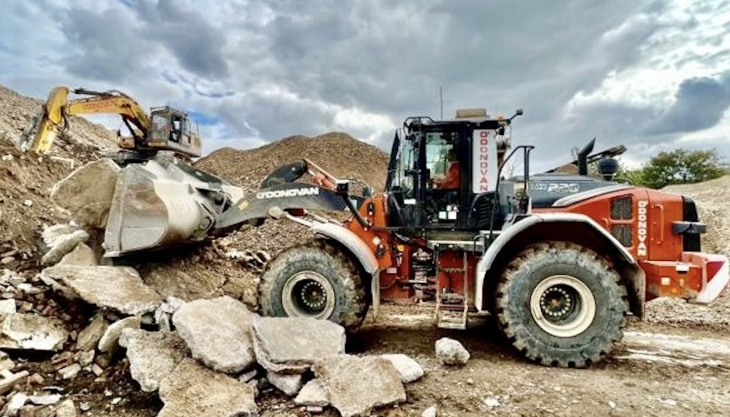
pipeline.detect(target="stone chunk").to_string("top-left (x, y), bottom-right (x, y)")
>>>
top-left (141, 264), bottom-right (223, 301)
top-left (51, 158), bottom-right (121, 229)
top-left (41, 224), bottom-right (78, 246)
top-left (294, 379), bottom-right (329, 407)
top-left (172, 296), bottom-right (257, 374)
top-left (54, 399), bottom-right (79, 417)
top-left (98, 316), bottom-right (141, 353)
top-left (267, 371), bottom-right (303, 396)
top-left (313, 354), bottom-right (406, 417)
top-left (119, 329), bottom-right (189, 392)
top-left (435, 338), bottom-right (470, 366)
top-left (76, 314), bottom-right (108, 352)
top-left (0, 313), bottom-right (68, 351)
top-left (59, 363), bottom-right (81, 380)
top-left (158, 358), bottom-right (257, 417)
top-left (41, 230), bottom-right (89, 266)
top-left (252, 316), bottom-right (345, 374)
top-left (380, 354), bottom-right (424, 383)
top-left (0, 299), bottom-right (16, 315)
top-left (58, 243), bottom-right (97, 267)
top-left (41, 265), bottom-right (161, 315)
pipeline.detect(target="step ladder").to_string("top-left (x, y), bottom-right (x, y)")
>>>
top-left (435, 250), bottom-right (469, 330)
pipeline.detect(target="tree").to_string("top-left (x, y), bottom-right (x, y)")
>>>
top-left (625, 148), bottom-right (729, 189)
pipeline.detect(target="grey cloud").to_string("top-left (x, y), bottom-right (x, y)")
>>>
top-left (646, 73), bottom-right (730, 135)
top-left (127, 0), bottom-right (230, 79)
top-left (59, 7), bottom-right (146, 82)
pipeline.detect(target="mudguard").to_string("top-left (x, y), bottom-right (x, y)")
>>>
top-left (311, 222), bottom-right (380, 317)
top-left (474, 212), bottom-right (640, 312)
top-left (213, 183), bottom-right (348, 234)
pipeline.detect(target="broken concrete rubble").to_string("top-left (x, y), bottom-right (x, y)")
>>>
top-left (313, 354), bottom-right (406, 417)
top-left (140, 263), bottom-right (224, 302)
top-left (0, 313), bottom-right (68, 351)
top-left (294, 379), bottom-right (329, 407)
top-left (381, 353), bottom-right (424, 383)
top-left (266, 371), bottom-right (303, 396)
top-left (97, 316), bottom-right (141, 353)
top-left (0, 300), bottom-right (15, 315)
top-left (41, 230), bottom-right (89, 266)
top-left (50, 158), bottom-right (121, 229)
top-left (54, 399), bottom-right (78, 417)
top-left (57, 243), bottom-right (97, 267)
top-left (41, 225), bottom-right (80, 247)
top-left (172, 296), bottom-right (257, 374)
top-left (75, 314), bottom-right (107, 352)
top-left (41, 265), bottom-right (162, 315)
top-left (154, 297), bottom-right (185, 332)
top-left (157, 358), bottom-right (258, 417)
top-left (119, 329), bottom-right (189, 392)
top-left (252, 316), bottom-right (345, 374)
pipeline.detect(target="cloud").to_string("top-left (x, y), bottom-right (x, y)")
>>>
top-left (126, 0), bottom-right (230, 79)
top-left (1, 0), bottom-right (730, 175)
top-left (645, 74), bottom-right (730, 134)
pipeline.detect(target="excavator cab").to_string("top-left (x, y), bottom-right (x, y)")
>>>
top-left (140, 106), bottom-right (202, 157)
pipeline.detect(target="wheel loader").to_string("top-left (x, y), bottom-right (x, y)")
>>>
top-left (21, 89), bottom-right (729, 367)
top-left (212, 108), bottom-right (728, 368)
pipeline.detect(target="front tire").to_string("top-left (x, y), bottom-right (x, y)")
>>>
top-left (259, 240), bottom-right (368, 333)
top-left (495, 241), bottom-right (627, 367)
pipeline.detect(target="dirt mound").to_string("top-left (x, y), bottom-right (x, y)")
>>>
top-left (195, 133), bottom-right (390, 192)
top-left (192, 132), bottom-right (390, 273)
top-left (0, 84), bottom-right (117, 268)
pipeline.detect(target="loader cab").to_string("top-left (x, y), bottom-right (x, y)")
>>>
top-left (385, 109), bottom-right (523, 236)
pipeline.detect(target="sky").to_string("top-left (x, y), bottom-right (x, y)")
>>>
top-left (1, 0), bottom-right (730, 172)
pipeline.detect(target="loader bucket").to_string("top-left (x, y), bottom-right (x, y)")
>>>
top-left (103, 160), bottom-right (227, 257)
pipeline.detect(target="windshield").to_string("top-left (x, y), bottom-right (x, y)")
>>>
top-left (425, 131), bottom-right (458, 182)
top-left (390, 137), bottom-right (416, 196)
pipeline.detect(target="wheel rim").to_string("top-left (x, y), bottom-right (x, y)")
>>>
top-left (281, 271), bottom-right (336, 319)
top-left (529, 275), bottom-right (596, 338)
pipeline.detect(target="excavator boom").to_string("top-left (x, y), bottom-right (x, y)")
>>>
top-left (19, 86), bottom-right (71, 153)
top-left (18, 86), bottom-right (201, 158)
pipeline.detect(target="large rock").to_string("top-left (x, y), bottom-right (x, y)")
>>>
top-left (314, 354), bottom-right (406, 417)
top-left (140, 263), bottom-right (224, 301)
top-left (76, 314), bottom-right (108, 352)
top-left (380, 354), bottom-right (424, 383)
top-left (51, 158), bottom-right (121, 229)
top-left (41, 265), bottom-right (162, 315)
top-left (98, 316), bottom-right (141, 353)
top-left (0, 313), bottom-right (68, 351)
top-left (252, 316), bottom-right (345, 374)
top-left (119, 329), bottom-right (189, 392)
top-left (173, 296), bottom-right (257, 374)
top-left (158, 358), bottom-right (257, 417)
top-left (435, 338), bottom-right (470, 366)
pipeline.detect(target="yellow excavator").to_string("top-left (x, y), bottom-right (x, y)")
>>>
top-left (19, 86), bottom-right (245, 257)
top-left (19, 86), bottom-right (202, 157)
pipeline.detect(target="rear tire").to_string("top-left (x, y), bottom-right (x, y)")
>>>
top-left (258, 240), bottom-right (369, 333)
top-left (495, 241), bottom-right (627, 368)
